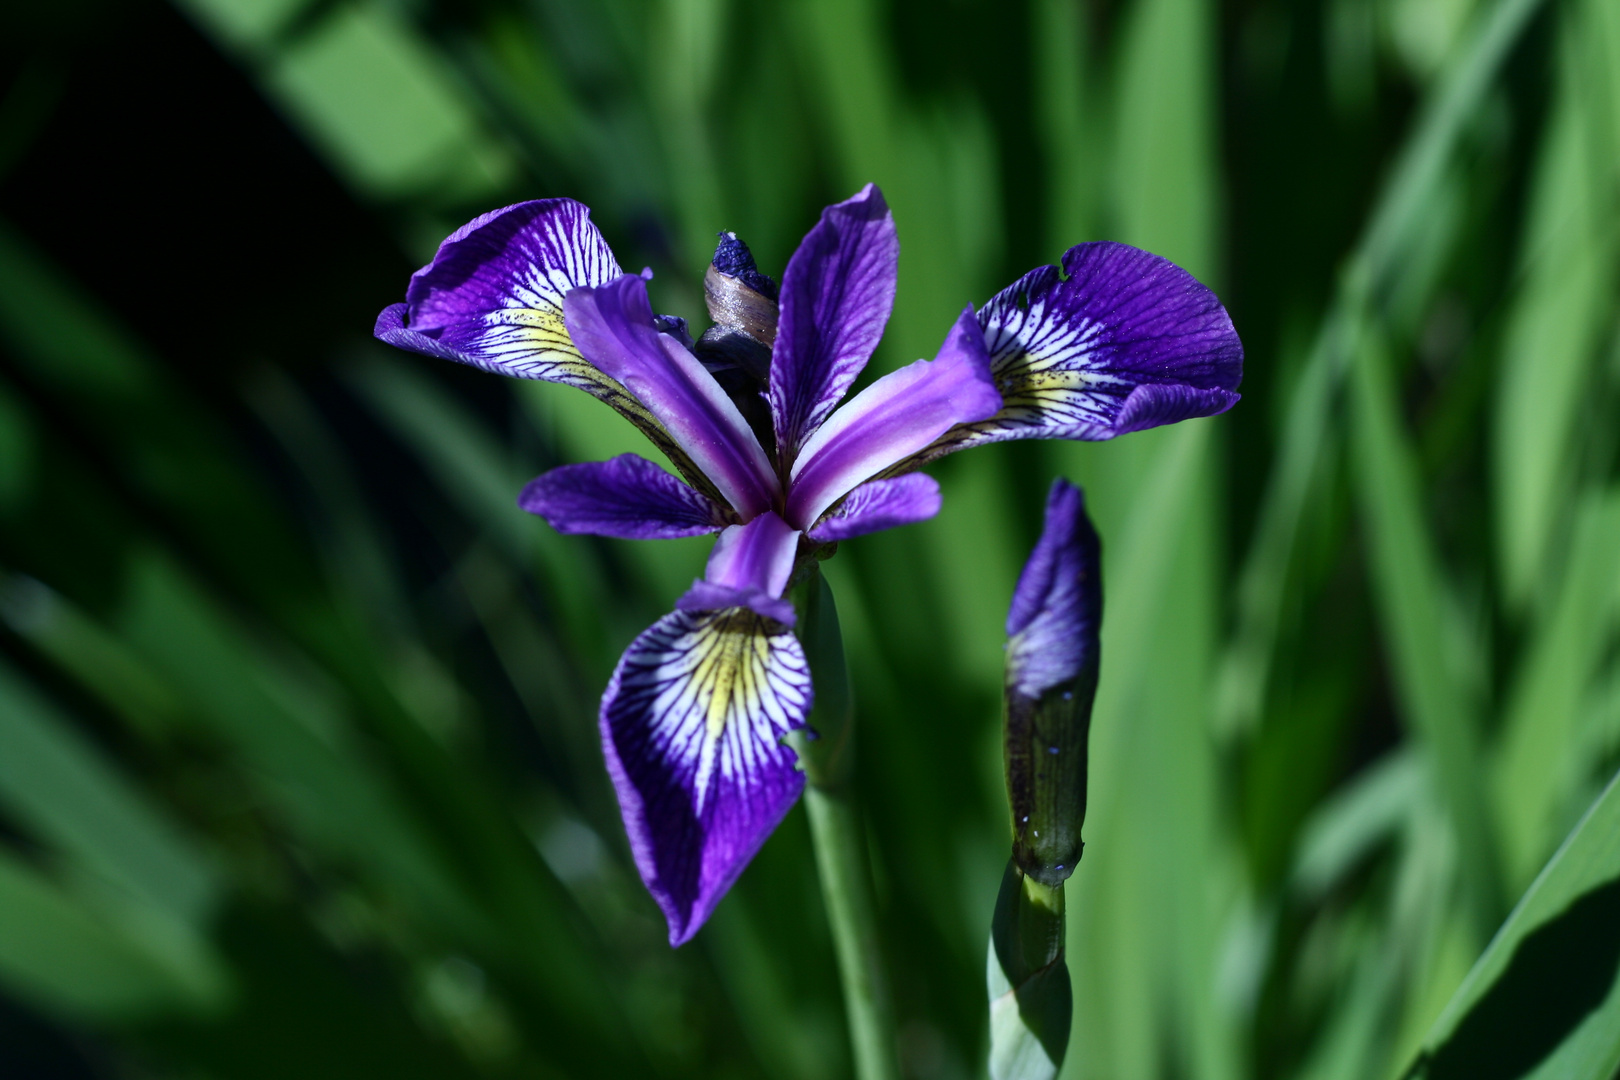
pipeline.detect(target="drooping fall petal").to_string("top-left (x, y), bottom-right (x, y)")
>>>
top-left (897, 242), bottom-right (1243, 470)
top-left (373, 200), bottom-right (718, 498)
top-left (600, 607), bottom-right (812, 945)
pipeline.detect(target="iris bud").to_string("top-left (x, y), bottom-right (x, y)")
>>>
top-left (697, 232), bottom-right (779, 448)
top-left (1003, 480), bottom-right (1100, 887)
top-left (704, 231), bottom-right (779, 343)
top-left (989, 479), bottom-right (1099, 1080)
top-left (699, 232), bottom-right (779, 383)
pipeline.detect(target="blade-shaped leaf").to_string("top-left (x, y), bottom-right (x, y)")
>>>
top-left (1406, 768), bottom-right (1620, 1079)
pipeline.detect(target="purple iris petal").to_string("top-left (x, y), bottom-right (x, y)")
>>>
top-left (675, 582), bottom-right (797, 626)
top-left (378, 199), bottom-right (622, 381)
top-left (676, 512), bottom-right (801, 624)
top-left (806, 474), bottom-right (942, 543)
top-left (1006, 480), bottom-right (1101, 699)
top-left (895, 242), bottom-right (1242, 468)
top-left (705, 513), bottom-right (800, 595)
top-left (785, 307), bottom-right (1001, 529)
top-left (374, 201), bottom-right (729, 503)
top-left (769, 184), bottom-right (900, 463)
top-left (979, 242), bottom-right (1242, 437)
top-left (600, 607), bottom-right (812, 945)
top-left (518, 454), bottom-right (730, 539)
top-left (564, 275), bottom-right (780, 519)
top-left (1113, 383), bottom-right (1245, 434)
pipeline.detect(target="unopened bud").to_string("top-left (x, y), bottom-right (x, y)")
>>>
top-left (1003, 479), bottom-right (1100, 887)
top-left (697, 232), bottom-right (780, 447)
top-left (703, 232), bottom-right (779, 350)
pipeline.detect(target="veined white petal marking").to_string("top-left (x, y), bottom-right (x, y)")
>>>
top-left (601, 605), bottom-right (812, 944)
top-left (607, 608), bottom-right (810, 817)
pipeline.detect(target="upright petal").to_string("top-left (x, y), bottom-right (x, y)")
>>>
top-left (519, 454), bottom-right (731, 539)
top-left (769, 184), bottom-right (900, 464)
top-left (601, 608), bottom-right (812, 945)
top-left (785, 308), bottom-right (1001, 529)
top-left (888, 242), bottom-right (1243, 470)
top-left (806, 474), bottom-right (942, 543)
top-left (375, 200), bottom-right (718, 502)
top-left (565, 276), bottom-right (780, 519)
top-left (678, 512), bottom-right (801, 625)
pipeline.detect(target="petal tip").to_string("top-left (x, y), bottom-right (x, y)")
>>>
top-left (374, 302), bottom-right (409, 339)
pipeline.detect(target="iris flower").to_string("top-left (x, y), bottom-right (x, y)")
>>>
top-left (375, 184), bottom-right (1241, 944)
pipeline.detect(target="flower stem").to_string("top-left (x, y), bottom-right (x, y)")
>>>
top-left (791, 567), bottom-right (900, 1080)
top-left (805, 782), bottom-right (899, 1080)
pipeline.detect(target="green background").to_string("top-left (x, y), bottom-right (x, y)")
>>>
top-left (1, 0), bottom-right (1618, 1076)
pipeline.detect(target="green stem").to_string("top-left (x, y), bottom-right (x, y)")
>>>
top-left (805, 782), bottom-right (899, 1080)
top-left (791, 566), bottom-right (899, 1080)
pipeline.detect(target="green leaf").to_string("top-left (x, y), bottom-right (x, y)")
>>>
top-left (262, 2), bottom-right (514, 199)
top-left (1491, 0), bottom-right (1620, 607)
top-left (1493, 490), bottom-right (1620, 889)
top-left (0, 657), bottom-right (219, 923)
top-left (1349, 321), bottom-right (1500, 932)
top-left (988, 861), bottom-right (1071, 1080)
top-left (0, 847), bottom-right (229, 1023)
top-left (1406, 768), bottom-right (1620, 1079)
top-left (1214, 0), bottom-right (1549, 738)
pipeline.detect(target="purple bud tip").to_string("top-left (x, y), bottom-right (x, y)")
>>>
top-left (1005, 478), bottom-right (1102, 699)
top-left (712, 232), bottom-right (779, 302)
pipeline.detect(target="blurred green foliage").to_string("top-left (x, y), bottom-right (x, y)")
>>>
top-left (0, 0), bottom-right (1618, 1076)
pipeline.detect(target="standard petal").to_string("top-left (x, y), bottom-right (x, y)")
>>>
top-left (518, 454), bottom-right (731, 539)
top-left (565, 276), bottom-right (780, 519)
top-left (1006, 480), bottom-right (1102, 699)
top-left (601, 608), bottom-right (812, 945)
top-left (889, 242), bottom-right (1243, 470)
top-left (769, 184), bottom-right (900, 464)
top-left (784, 308), bottom-right (1001, 529)
top-left (375, 201), bottom-right (720, 502)
top-left (806, 474), bottom-right (942, 543)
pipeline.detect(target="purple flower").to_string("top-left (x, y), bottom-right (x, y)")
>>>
top-left (375, 185), bottom-right (1241, 944)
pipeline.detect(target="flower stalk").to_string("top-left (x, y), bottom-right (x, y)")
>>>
top-left (988, 860), bottom-right (1071, 1080)
top-left (791, 566), bottom-right (899, 1080)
